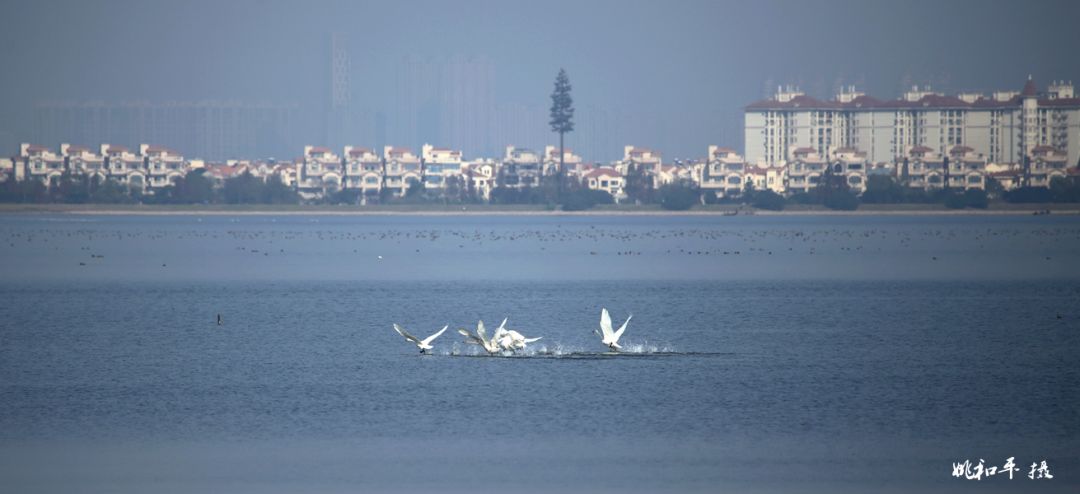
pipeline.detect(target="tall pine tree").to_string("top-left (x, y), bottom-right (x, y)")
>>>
top-left (549, 69), bottom-right (575, 199)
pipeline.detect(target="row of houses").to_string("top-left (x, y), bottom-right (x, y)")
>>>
top-left (3, 140), bottom-right (1077, 203)
top-left (5, 143), bottom-right (190, 192)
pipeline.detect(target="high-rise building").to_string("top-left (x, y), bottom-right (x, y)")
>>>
top-left (439, 55), bottom-right (496, 158)
top-left (325, 32), bottom-right (352, 150)
top-left (388, 55), bottom-right (497, 158)
top-left (34, 100), bottom-right (298, 161)
top-left (744, 77), bottom-right (1080, 167)
top-left (574, 104), bottom-right (630, 163)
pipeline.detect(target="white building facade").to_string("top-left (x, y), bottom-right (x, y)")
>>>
top-left (745, 78), bottom-right (1080, 168)
top-left (421, 144), bottom-right (463, 192)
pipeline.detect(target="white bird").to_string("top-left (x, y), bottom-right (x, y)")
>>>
top-left (492, 318), bottom-right (542, 351)
top-left (458, 320), bottom-right (501, 354)
top-left (393, 323), bottom-right (448, 354)
top-left (596, 308), bottom-right (631, 351)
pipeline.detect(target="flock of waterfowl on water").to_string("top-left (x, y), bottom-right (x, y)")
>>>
top-left (392, 308), bottom-right (632, 355)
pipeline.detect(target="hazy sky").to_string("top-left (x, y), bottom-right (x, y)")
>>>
top-left (3, 0), bottom-right (1079, 160)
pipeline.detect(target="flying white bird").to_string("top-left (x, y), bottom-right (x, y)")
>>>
top-left (596, 308), bottom-right (631, 351)
top-left (458, 320), bottom-right (501, 354)
top-left (393, 323), bottom-right (448, 354)
top-left (492, 318), bottom-right (542, 351)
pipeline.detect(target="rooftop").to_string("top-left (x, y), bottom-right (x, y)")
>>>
top-left (746, 78), bottom-right (1080, 111)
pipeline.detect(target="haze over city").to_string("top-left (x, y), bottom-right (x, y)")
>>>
top-left (3, 0), bottom-right (1079, 162)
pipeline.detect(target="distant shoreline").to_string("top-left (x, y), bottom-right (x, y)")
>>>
top-left (2, 203), bottom-right (1079, 216)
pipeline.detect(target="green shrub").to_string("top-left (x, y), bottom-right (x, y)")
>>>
top-left (561, 189), bottom-right (614, 211)
top-left (963, 188), bottom-right (988, 209)
top-left (658, 184), bottom-right (698, 211)
top-left (751, 190), bottom-right (785, 211)
top-left (823, 190), bottom-right (859, 210)
top-left (943, 192), bottom-right (967, 209)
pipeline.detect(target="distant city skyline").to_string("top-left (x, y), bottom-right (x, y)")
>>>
top-left (3, 0), bottom-right (1079, 162)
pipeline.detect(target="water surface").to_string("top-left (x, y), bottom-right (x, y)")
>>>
top-left (1, 214), bottom-right (1078, 493)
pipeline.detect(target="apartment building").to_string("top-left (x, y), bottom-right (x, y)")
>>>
top-left (1029, 145), bottom-right (1070, 188)
top-left (618, 146), bottom-right (662, 175)
top-left (19, 144), bottom-right (64, 184)
top-left (102, 144), bottom-right (146, 191)
top-left (298, 146), bottom-right (342, 199)
top-left (499, 146), bottom-right (541, 189)
top-left (699, 146), bottom-right (747, 198)
top-left (830, 147), bottom-right (869, 194)
top-left (383, 146), bottom-right (422, 197)
top-left (746, 78), bottom-right (1080, 168)
top-left (60, 144), bottom-right (106, 182)
top-left (542, 145), bottom-right (582, 176)
top-left (785, 147), bottom-right (828, 194)
top-left (343, 146), bottom-right (382, 197)
top-left (421, 144), bottom-right (463, 192)
top-left (584, 167), bottom-right (625, 201)
top-left (141, 145), bottom-right (186, 190)
top-left (464, 158), bottom-right (497, 201)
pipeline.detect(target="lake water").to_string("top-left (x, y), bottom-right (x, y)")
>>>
top-left (1, 214), bottom-right (1078, 493)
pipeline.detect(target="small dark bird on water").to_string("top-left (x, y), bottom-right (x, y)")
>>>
top-left (217, 314), bottom-right (223, 326)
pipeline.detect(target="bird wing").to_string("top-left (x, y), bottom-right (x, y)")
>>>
top-left (458, 328), bottom-right (481, 345)
top-left (599, 308), bottom-right (614, 339)
top-left (476, 320), bottom-right (487, 341)
top-left (421, 325), bottom-right (449, 346)
top-left (612, 315), bottom-right (632, 342)
top-left (522, 337), bottom-right (543, 343)
top-left (393, 324), bottom-right (421, 344)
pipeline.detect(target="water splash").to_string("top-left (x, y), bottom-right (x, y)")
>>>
top-left (617, 341), bottom-right (676, 354)
top-left (533, 342), bottom-right (585, 356)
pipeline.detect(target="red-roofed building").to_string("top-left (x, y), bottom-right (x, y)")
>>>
top-left (832, 148), bottom-right (869, 194)
top-left (96, 144), bottom-right (146, 191)
top-left (743, 164), bottom-right (787, 194)
top-left (785, 147), bottom-right (827, 194)
top-left (1029, 146), bottom-right (1070, 188)
top-left (746, 78), bottom-right (1080, 171)
top-left (203, 163), bottom-right (246, 187)
top-left (584, 167), bottom-right (625, 201)
top-left (19, 143), bottom-right (64, 185)
top-left (298, 145), bottom-right (343, 200)
top-left (61, 143), bottom-right (106, 182)
top-left (344, 146), bottom-right (382, 199)
top-left (699, 145), bottom-right (748, 199)
top-left (904, 147), bottom-right (944, 190)
top-left (383, 146), bottom-right (421, 197)
top-left (946, 146), bottom-right (987, 190)
top-left (140, 144), bottom-right (186, 191)
top-left (620, 146), bottom-right (662, 176)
